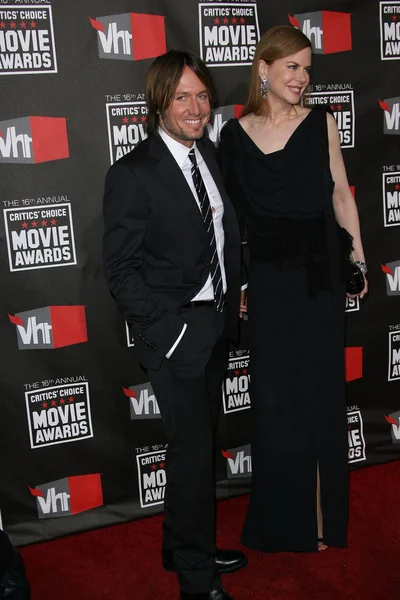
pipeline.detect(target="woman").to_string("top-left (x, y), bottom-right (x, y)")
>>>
top-left (218, 25), bottom-right (367, 553)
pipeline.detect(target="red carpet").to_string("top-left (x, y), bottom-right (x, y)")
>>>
top-left (21, 462), bottom-right (400, 600)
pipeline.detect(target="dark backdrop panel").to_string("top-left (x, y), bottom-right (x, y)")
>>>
top-left (0, 0), bottom-right (399, 545)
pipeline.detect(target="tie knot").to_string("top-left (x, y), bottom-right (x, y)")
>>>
top-left (188, 148), bottom-right (197, 166)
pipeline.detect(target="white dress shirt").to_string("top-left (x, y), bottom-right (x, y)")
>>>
top-left (158, 128), bottom-right (227, 357)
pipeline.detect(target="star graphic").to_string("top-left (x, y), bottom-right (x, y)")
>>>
top-left (59, 398), bottom-right (65, 405)
top-left (42, 402), bottom-right (48, 409)
top-left (10, 21), bottom-right (16, 29)
top-left (337, 104), bottom-right (342, 110)
top-left (242, 368), bottom-right (248, 374)
top-left (159, 462), bottom-right (165, 469)
top-left (348, 425), bottom-right (351, 430)
top-left (395, 184), bottom-right (400, 190)
top-left (223, 17), bottom-right (229, 24)
top-left (0, 22), bottom-right (5, 29)
top-left (68, 396), bottom-right (74, 403)
top-left (235, 369), bottom-right (240, 376)
top-left (214, 17), bottom-right (220, 24)
top-left (20, 21), bottom-right (27, 28)
top-left (50, 218), bottom-right (57, 225)
top-left (131, 116), bottom-right (138, 123)
top-left (123, 116), bottom-right (129, 124)
top-left (232, 17), bottom-right (237, 24)
top-left (240, 17), bottom-right (246, 24)
top-left (141, 115), bottom-right (146, 122)
top-left (392, 15), bottom-right (397, 21)
top-left (22, 221), bottom-right (28, 229)
top-left (330, 105), bottom-right (335, 111)
top-left (30, 20), bottom-right (37, 28)
top-left (152, 465), bottom-right (157, 471)
top-left (41, 219), bottom-right (47, 227)
top-left (51, 400), bottom-right (57, 407)
top-left (31, 220), bottom-right (38, 227)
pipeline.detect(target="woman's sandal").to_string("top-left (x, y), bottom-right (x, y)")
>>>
top-left (318, 538), bottom-right (328, 551)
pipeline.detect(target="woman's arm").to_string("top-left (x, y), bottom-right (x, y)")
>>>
top-left (217, 120), bottom-right (248, 239)
top-left (217, 120), bottom-right (249, 315)
top-left (327, 112), bottom-right (368, 298)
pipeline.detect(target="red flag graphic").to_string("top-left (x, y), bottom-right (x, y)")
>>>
top-left (234, 104), bottom-right (245, 119)
top-left (123, 386), bottom-right (136, 398)
top-left (322, 11), bottom-right (352, 54)
top-left (49, 305), bottom-right (87, 348)
top-left (29, 487), bottom-right (44, 498)
top-left (68, 474), bottom-right (103, 515)
top-left (8, 313), bottom-right (24, 327)
top-left (130, 13), bottom-right (166, 60)
top-left (385, 415), bottom-right (398, 426)
top-left (288, 14), bottom-right (301, 28)
top-left (345, 347), bottom-right (363, 382)
top-left (381, 263), bottom-right (393, 275)
top-left (222, 450), bottom-right (234, 459)
top-left (89, 16), bottom-right (105, 33)
top-left (29, 116), bottom-right (69, 164)
top-left (378, 99), bottom-right (390, 113)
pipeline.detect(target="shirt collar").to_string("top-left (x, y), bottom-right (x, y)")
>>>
top-left (158, 127), bottom-right (200, 169)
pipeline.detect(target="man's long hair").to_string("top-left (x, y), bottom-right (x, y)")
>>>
top-left (145, 50), bottom-right (217, 136)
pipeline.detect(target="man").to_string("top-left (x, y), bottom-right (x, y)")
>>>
top-left (103, 50), bottom-right (246, 600)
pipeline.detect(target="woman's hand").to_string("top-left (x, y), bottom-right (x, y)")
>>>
top-left (347, 274), bottom-right (368, 300)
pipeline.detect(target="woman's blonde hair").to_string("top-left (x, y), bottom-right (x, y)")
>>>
top-left (243, 25), bottom-right (312, 117)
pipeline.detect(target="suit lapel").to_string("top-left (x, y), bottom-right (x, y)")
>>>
top-left (149, 135), bottom-right (206, 235)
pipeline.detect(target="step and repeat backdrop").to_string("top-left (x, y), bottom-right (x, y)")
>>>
top-left (0, 0), bottom-right (399, 546)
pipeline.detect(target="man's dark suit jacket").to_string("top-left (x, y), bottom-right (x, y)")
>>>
top-left (103, 133), bottom-right (242, 369)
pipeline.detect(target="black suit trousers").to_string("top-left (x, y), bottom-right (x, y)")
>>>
top-left (147, 303), bottom-right (228, 594)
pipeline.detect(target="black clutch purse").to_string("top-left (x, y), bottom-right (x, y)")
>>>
top-left (346, 261), bottom-right (365, 295)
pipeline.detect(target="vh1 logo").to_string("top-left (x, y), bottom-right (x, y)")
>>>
top-left (385, 411), bottom-right (400, 444)
top-left (208, 104), bottom-right (244, 145)
top-left (123, 382), bottom-right (161, 420)
top-left (381, 261), bottom-right (400, 295)
top-left (90, 13), bottom-right (166, 61)
top-left (288, 11), bottom-right (352, 54)
top-left (9, 306), bottom-right (87, 349)
top-left (379, 97), bottom-right (400, 134)
top-left (0, 116), bottom-right (69, 163)
top-left (29, 474), bottom-right (103, 519)
top-left (222, 445), bottom-right (252, 478)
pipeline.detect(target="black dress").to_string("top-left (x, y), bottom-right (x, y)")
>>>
top-left (218, 109), bottom-right (349, 552)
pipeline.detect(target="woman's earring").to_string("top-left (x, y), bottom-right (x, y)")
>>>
top-left (260, 78), bottom-right (268, 99)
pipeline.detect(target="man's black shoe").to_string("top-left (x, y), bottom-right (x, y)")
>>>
top-left (180, 585), bottom-right (233, 599)
top-left (0, 548), bottom-right (31, 600)
top-left (163, 549), bottom-right (247, 574)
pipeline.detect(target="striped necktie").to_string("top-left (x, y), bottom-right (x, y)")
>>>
top-left (188, 148), bottom-right (224, 311)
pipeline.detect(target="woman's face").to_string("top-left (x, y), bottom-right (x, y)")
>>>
top-left (259, 47), bottom-right (312, 106)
